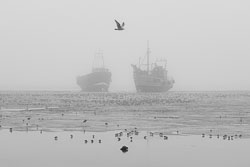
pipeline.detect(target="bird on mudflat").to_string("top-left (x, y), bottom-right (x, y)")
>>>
top-left (114, 20), bottom-right (125, 30)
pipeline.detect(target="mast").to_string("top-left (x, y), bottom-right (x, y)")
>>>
top-left (147, 41), bottom-right (150, 74)
top-left (139, 57), bottom-right (141, 68)
top-left (99, 50), bottom-right (105, 68)
top-left (92, 49), bottom-right (104, 71)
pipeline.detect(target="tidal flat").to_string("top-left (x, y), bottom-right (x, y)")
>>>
top-left (0, 91), bottom-right (250, 167)
top-left (0, 91), bottom-right (250, 135)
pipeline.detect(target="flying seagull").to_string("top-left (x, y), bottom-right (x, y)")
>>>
top-left (114, 20), bottom-right (125, 30)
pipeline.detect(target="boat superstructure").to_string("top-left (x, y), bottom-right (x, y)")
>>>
top-left (77, 51), bottom-right (111, 92)
top-left (131, 42), bottom-right (174, 92)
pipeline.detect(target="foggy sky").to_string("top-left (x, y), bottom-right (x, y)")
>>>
top-left (0, 0), bottom-right (250, 91)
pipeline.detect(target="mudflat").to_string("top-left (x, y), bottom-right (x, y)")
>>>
top-left (0, 91), bottom-right (249, 137)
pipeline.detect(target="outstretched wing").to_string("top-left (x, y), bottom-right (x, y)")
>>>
top-left (115, 20), bottom-right (122, 29)
top-left (122, 22), bottom-right (125, 27)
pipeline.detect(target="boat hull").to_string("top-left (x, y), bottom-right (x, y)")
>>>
top-left (77, 70), bottom-right (111, 92)
top-left (132, 65), bottom-right (174, 92)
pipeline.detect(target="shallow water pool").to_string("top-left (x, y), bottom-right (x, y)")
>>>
top-left (0, 130), bottom-right (249, 167)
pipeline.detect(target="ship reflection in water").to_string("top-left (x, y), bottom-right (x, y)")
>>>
top-left (77, 51), bottom-right (111, 92)
top-left (132, 42), bottom-right (174, 92)
top-left (0, 130), bottom-right (249, 167)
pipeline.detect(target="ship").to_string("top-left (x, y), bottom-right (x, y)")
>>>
top-left (131, 42), bottom-right (174, 92)
top-left (77, 51), bottom-right (112, 92)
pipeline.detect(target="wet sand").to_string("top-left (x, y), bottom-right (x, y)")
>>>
top-left (0, 91), bottom-right (250, 137)
top-left (1, 91), bottom-right (250, 167)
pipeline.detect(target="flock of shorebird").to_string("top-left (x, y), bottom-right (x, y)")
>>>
top-left (114, 128), bottom-right (169, 143)
top-left (202, 134), bottom-right (243, 140)
top-left (201, 130), bottom-right (243, 141)
top-left (6, 124), bottom-right (244, 153)
top-left (4, 109), bottom-right (244, 149)
top-left (51, 128), bottom-right (244, 153)
top-left (51, 128), bottom-right (170, 144)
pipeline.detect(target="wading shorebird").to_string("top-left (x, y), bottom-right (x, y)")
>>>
top-left (114, 20), bottom-right (125, 30)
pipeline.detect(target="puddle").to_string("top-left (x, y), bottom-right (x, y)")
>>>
top-left (0, 130), bottom-right (249, 167)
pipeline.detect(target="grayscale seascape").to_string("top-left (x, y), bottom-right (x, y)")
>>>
top-left (1, 0), bottom-right (250, 166)
top-left (1, 91), bottom-right (250, 167)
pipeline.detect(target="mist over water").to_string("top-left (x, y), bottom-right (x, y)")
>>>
top-left (0, 0), bottom-right (250, 91)
top-left (1, 2), bottom-right (250, 166)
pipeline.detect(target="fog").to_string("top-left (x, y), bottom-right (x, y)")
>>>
top-left (0, 0), bottom-right (250, 91)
